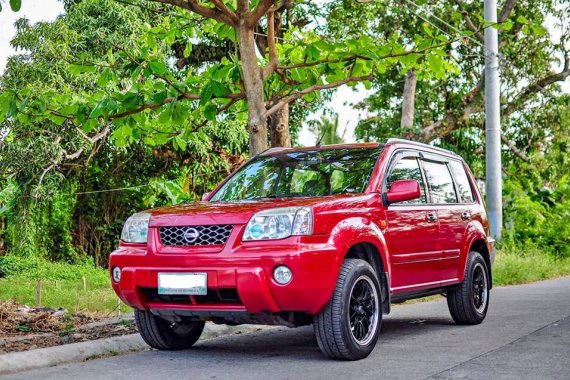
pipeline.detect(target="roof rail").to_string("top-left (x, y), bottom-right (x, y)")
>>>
top-left (385, 138), bottom-right (460, 157)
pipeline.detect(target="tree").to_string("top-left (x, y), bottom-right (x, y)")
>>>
top-left (308, 112), bottom-right (345, 145)
top-left (1, 0), bottom-right (460, 161)
top-left (0, 0), bottom-right (248, 264)
top-left (326, 0), bottom-right (569, 167)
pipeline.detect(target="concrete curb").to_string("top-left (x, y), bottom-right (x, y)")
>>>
top-left (0, 323), bottom-right (273, 376)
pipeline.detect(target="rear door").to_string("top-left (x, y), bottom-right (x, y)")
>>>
top-left (420, 157), bottom-right (464, 284)
top-left (382, 151), bottom-right (441, 292)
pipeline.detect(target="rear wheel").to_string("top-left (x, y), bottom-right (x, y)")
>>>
top-left (314, 259), bottom-right (382, 360)
top-left (447, 251), bottom-right (490, 325)
top-left (135, 309), bottom-right (205, 350)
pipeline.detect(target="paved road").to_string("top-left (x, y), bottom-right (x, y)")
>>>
top-left (4, 276), bottom-right (570, 380)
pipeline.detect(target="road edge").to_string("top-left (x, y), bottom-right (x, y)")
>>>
top-left (0, 323), bottom-right (273, 376)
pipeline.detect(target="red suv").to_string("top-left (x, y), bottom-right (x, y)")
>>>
top-left (110, 138), bottom-right (495, 360)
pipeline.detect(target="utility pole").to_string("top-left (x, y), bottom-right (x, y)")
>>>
top-left (484, 0), bottom-right (502, 241)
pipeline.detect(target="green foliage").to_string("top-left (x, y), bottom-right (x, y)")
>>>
top-left (0, 0), bottom-right (248, 266)
top-left (493, 246), bottom-right (570, 286)
top-left (503, 174), bottom-right (570, 259)
top-left (0, 256), bottom-right (124, 313)
top-left (0, 0), bottom-right (460, 160)
top-left (0, 255), bottom-right (101, 281)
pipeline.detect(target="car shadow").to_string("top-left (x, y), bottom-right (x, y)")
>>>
top-left (146, 315), bottom-right (461, 363)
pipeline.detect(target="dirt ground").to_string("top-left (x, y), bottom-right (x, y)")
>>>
top-left (0, 299), bottom-right (137, 353)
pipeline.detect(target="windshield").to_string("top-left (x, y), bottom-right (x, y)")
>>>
top-left (210, 147), bottom-right (382, 202)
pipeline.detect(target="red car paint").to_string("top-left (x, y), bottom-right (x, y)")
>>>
top-left (110, 139), bottom-right (495, 320)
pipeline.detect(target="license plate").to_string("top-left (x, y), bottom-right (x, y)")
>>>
top-left (158, 273), bottom-right (207, 295)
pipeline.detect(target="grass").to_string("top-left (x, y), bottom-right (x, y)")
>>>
top-left (1, 247), bottom-right (569, 313)
top-left (0, 256), bottom-right (129, 314)
top-left (493, 247), bottom-right (570, 286)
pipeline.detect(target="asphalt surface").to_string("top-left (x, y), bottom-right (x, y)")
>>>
top-left (3, 276), bottom-right (570, 380)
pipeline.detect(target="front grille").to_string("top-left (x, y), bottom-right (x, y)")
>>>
top-left (159, 225), bottom-right (233, 246)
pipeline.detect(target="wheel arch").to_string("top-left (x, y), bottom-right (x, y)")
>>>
top-left (344, 242), bottom-right (391, 314)
top-left (469, 238), bottom-right (493, 289)
top-left (329, 217), bottom-right (392, 314)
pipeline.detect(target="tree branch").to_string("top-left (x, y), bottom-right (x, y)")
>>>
top-left (247, 0), bottom-right (276, 27)
top-left (498, 0), bottom-right (517, 23)
top-left (461, 11), bottom-right (484, 42)
top-left (465, 70), bottom-right (485, 104)
top-left (144, 0), bottom-right (236, 25)
top-left (262, 11), bottom-right (278, 79)
top-left (503, 56), bottom-right (570, 117)
top-left (265, 74), bottom-right (374, 118)
top-left (501, 134), bottom-right (530, 161)
top-left (210, 0), bottom-right (239, 25)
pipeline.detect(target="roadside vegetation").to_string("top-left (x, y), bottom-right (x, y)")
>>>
top-left (0, 256), bottom-right (127, 313)
top-left (0, 1), bottom-right (569, 312)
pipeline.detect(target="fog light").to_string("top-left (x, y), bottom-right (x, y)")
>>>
top-left (112, 266), bottom-right (121, 283)
top-left (273, 265), bottom-right (292, 285)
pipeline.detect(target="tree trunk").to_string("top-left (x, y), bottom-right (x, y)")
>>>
top-left (401, 70), bottom-right (417, 139)
top-left (269, 103), bottom-right (291, 147)
top-left (237, 23), bottom-right (268, 155)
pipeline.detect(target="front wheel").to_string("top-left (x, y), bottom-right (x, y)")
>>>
top-left (447, 251), bottom-right (490, 325)
top-left (135, 309), bottom-right (205, 350)
top-left (314, 259), bottom-right (382, 360)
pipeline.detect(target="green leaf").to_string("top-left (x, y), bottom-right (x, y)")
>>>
top-left (149, 61), bottom-right (167, 76)
top-left (305, 44), bottom-right (320, 61)
top-left (122, 93), bottom-right (141, 110)
top-left (211, 81), bottom-right (228, 97)
top-left (502, 20), bottom-right (513, 31)
top-left (97, 69), bottom-right (112, 87)
top-left (516, 15), bottom-right (529, 24)
top-left (183, 43), bottom-right (192, 57)
top-left (10, 0), bottom-right (21, 12)
top-left (146, 34), bottom-right (157, 52)
top-left (204, 104), bottom-right (217, 121)
top-left (200, 85), bottom-right (214, 106)
top-left (174, 136), bottom-right (186, 151)
top-left (152, 91), bottom-right (167, 105)
top-left (48, 114), bottom-right (67, 125)
top-left (89, 98), bottom-right (106, 119)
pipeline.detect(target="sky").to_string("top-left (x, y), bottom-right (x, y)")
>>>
top-left (0, 1), bottom-right (567, 147)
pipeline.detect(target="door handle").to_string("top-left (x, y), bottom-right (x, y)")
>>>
top-left (426, 212), bottom-right (438, 223)
top-left (461, 211), bottom-right (471, 221)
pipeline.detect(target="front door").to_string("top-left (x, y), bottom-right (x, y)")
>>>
top-left (382, 153), bottom-right (441, 292)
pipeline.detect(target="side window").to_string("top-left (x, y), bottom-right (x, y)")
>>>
top-left (449, 160), bottom-right (475, 203)
top-left (386, 156), bottom-right (427, 204)
top-left (422, 160), bottom-right (458, 204)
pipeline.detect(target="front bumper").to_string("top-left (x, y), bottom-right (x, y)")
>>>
top-left (109, 229), bottom-right (343, 316)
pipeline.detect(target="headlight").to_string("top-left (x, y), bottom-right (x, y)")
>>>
top-left (121, 212), bottom-right (151, 243)
top-left (243, 207), bottom-right (313, 241)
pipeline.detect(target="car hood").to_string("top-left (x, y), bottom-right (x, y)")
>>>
top-left (148, 194), bottom-right (371, 227)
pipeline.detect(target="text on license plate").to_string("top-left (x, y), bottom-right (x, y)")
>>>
top-left (157, 273), bottom-right (207, 295)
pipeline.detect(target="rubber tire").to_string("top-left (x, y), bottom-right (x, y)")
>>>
top-left (314, 259), bottom-right (382, 360)
top-left (447, 251), bottom-right (490, 325)
top-left (135, 309), bottom-right (205, 350)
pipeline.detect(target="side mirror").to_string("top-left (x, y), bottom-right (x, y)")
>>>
top-left (386, 180), bottom-right (421, 204)
top-left (201, 192), bottom-right (211, 201)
